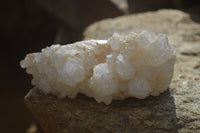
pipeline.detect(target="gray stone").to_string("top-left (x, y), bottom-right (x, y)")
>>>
top-left (25, 88), bottom-right (177, 133)
top-left (25, 9), bottom-right (200, 133)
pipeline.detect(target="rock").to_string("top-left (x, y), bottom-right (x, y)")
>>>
top-left (21, 31), bottom-right (175, 105)
top-left (25, 88), bottom-right (177, 133)
top-left (25, 9), bottom-right (200, 132)
top-left (84, 9), bottom-right (200, 132)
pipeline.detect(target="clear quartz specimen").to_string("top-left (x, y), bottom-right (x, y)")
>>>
top-left (20, 31), bottom-right (175, 105)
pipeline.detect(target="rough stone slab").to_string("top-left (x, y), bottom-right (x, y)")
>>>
top-left (25, 88), bottom-right (177, 133)
top-left (25, 9), bottom-right (200, 133)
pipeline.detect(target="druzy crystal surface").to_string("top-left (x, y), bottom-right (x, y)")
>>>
top-left (20, 31), bottom-right (175, 104)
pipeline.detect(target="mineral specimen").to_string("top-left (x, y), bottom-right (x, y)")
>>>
top-left (20, 31), bottom-right (175, 105)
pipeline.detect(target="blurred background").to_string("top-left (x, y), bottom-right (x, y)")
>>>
top-left (0, 0), bottom-right (199, 132)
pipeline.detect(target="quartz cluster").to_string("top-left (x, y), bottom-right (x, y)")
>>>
top-left (20, 31), bottom-right (175, 104)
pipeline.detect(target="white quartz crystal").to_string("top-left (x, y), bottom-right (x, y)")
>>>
top-left (20, 31), bottom-right (175, 105)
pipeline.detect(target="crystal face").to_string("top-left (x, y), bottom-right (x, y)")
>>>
top-left (20, 31), bottom-right (175, 105)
